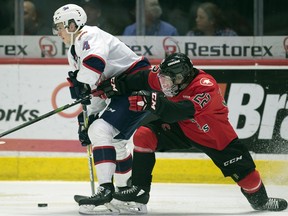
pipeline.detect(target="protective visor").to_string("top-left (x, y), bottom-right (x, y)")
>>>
top-left (158, 74), bottom-right (177, 97)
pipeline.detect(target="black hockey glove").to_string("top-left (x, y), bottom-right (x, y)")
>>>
top-left (77, 113), bottom-right (98, 146)
top-left (95, 74), bottom-right (128, 98)
top-left (67, 70), bottom-right (91, 105)
top-left (128, 90), bottom-right (162, 113)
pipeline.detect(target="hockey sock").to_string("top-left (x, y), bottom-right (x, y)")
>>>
top-left (114, 154), bottom-right (132, 187)
top-left (241, 183), bottom-right (268, 207)
top-left (131, 151), bottom-right (155, 192)
top-left (93, 146), bottom-right (116, 185)
top-left (238, 170), bottom-right (268, 207)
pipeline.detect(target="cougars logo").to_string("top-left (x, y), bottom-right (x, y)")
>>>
top-left (200, 78), bottom-right (213, 86)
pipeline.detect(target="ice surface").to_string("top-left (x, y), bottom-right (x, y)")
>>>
top-left (0, 181), bottom-right (287, 216)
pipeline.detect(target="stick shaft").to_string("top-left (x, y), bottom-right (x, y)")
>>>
top-left (82, 104), bottom-right (95, 195)
top-left (0, 95), bottom-right (90, 138)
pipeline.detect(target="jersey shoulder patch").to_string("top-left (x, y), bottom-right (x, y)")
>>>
top-left (200, 78), bottom-right (213, 86)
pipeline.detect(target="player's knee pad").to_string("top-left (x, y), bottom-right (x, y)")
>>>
top-left (88, 118), bottom-right (119, 147)
top-left (237, 170), bottom-right (262, 193)
top-left (133, 126), bottom-right (157, 152)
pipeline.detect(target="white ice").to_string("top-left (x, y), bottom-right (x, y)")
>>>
top-left (0, 181), bottom-right (287, 216)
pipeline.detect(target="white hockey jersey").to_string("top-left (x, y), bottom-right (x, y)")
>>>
top-left (66, 25), bottom-right (149, 115)
top-left (68, 25), bottom-right (145, 85)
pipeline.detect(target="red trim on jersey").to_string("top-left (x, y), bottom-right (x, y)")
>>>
top-left (125, 56), bottom-right (144, 74)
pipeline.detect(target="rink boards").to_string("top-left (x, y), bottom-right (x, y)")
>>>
top-left (0, 57), bottom-right (288, 185)
top-left (0, 152), bottom-right (287, 185)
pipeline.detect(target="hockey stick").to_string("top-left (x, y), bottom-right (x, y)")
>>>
top-left (82, 104), bottom-right (96, 195)
top-left (0, 95), bottom-right (91, 138)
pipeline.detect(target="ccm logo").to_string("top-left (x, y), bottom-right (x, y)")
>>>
top-left (224, 155), bottom-right (242, 166)
top-left (151, 92), bottom-right (157, 110)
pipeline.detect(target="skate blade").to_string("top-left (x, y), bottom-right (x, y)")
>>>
top-left (111, 199), bottom-right (148, 215)
top-left (79, 203), bottom-right (120, 215)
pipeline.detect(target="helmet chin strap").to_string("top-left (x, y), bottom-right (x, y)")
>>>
top-left (66, 25), bottom-right (81, 45)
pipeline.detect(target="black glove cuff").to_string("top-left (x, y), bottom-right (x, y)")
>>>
top-left (67, 70), bottom-right (91, 101)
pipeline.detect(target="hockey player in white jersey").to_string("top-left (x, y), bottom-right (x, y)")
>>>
top-left (53, 4), bottom-right (151, 214)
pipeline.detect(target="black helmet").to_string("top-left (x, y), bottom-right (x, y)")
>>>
top-left (159, 53), bottom-right (195, 97)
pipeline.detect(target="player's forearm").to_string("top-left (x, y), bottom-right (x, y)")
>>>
top-left (125, 70), bottom-right (152, 91)
top-left (155, 99), bottom-right (195, 123)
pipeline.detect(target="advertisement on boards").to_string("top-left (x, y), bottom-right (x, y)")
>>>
top-left (0, 64), bottom-right (287, 154)
top-left (0, 36), bottom-right (288, 60)
top-left (209, 69), bottom-right (288, 154)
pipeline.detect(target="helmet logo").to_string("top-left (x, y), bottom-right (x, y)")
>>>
top-left (167, 59), bottom-right (180, 66)
top-left (200, 78), bottom-right (213, 86)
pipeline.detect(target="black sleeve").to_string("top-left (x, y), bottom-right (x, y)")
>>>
top-left (153, 97), bottom-right (195, 123)
top-left (125, 70), bottom-right (153, 91)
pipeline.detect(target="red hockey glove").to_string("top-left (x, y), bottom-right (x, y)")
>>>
top-left (128, 90), bottom-right (160, 112)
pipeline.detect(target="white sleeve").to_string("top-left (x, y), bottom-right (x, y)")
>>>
top-left (87, 96), bottom-right (107, 116)
top-left (76, 66), bottom-right (100, 86)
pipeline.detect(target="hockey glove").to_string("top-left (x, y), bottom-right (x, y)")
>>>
top-left (67, 70), bottom-right (91, 104)
top-left (128, 90), bottom-right (161, 112)
top-left (95, 74), bottom-right (128, 98)
top-left (77, 113), bottom-right (98, 146)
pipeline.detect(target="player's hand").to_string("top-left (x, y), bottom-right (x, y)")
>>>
top-left (95, 74), bottom-right (128, 98)
top-left (67, 70), bottom-right (91, 104)
top-left (128, 90), bottom-right (160, 112)
top-left (78, 128), bottom-right (90, 146)
top-left (77, 113), bottom-right (98, 146)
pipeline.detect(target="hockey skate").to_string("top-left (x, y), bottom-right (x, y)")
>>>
top-left (251, 198), bottom-right (287, 211)
top-left (74, 194), bottom-right (89, 203)
top-left (242, 184), bottom-right (288, 211)
top-left (74, 186), bottom-right (131, 204)
top-left (78, 185), bottom-right (119, 215)
top-left (112, 185), bottom-right (149, 214)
